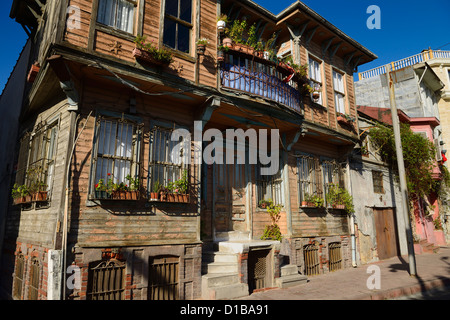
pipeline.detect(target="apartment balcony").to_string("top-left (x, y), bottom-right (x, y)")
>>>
top-left (219, 49), bottom-right (303, 114)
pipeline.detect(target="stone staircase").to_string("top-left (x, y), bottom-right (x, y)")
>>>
top-left (201, 240), bottom-right (249, 300)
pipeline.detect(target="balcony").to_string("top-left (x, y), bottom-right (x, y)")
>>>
top-left (219, 50), bottom-right (303, 113)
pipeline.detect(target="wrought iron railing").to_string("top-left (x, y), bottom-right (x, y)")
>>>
top-left (220, 51), bottom-right (302, 113)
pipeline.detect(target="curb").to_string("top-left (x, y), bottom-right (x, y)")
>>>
top-left (359, 278), bottom-right (450, 300)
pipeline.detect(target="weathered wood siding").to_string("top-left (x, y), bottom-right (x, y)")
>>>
top-left (69, 78), bottom-right (199, 247)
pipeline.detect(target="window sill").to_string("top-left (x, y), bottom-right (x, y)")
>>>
top-left (95, 23), bottom-right (136, 42)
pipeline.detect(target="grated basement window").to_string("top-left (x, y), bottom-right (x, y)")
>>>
top-left (148, 256), bottom-right (179, 300)
top-left (329, 242), bottom-right (342, 272)
top-left (28, 258), bottom-right (40, 300)
top-left (87, 259), bottom-right (126, 300)
top-left (13, 254), bottom-right (25, 300)
top-left (303, 244), bottom-right (320, 276)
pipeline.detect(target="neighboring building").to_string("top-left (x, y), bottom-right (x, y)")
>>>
top-left (355, 50), bottom-right (450, 250)
top-left (1, 0), bottom-right (376, 300)
top-left (349, 107), bottom-right (407, 265)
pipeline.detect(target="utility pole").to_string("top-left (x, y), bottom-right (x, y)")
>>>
top-left (386, 64), bottom-right (417, 276)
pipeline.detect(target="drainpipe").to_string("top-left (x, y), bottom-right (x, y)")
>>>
top-left (346, 158), bottom-right (357, 267)
top-left (61, 109), bottom-right (92, 300)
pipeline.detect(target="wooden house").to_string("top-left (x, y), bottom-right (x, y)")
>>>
top-left (2, 0), bottom-right (376, 300)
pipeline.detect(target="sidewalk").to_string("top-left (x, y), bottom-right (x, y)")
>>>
top-left (238, 246), bottom-right (450, 300)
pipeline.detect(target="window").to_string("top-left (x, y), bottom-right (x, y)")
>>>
top-left (91, 116), bottom-right (142, 197)
top-left (322, 159), bottom-right (343, 205)
top-left (297, 155), bottom-right (323, 203)
top-left (19, 122), bottom-right (58, 200)
top-left (87, 259), bottom-right (126, 300)
top-left (372, 170), bottom-right (384, 194)
top-left (148, 256), bottom-right (179, 300)
top-left (163, 0), bottom-right (192, 53)
top-left (149, 126), bottom-right (189, 192)
top-left (309, 57), bottom-right (323, 105)
top-left (256, 163), bottom-right (284, 206)
top-left (97, 0), bottom-right (136, 34)
top-left (333, 70), bottom-right (346, 114)
top-left (28, 258), bottom-right (40, 300)
top-left (12, 254), bottom-right (25, 300)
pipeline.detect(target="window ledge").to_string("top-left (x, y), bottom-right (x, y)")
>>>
top-left (95, 23), bottom-right (135, 42)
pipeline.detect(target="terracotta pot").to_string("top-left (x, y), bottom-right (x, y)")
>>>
top-left (182, 194), bottom-right (189, 203)
top-left (332, 204), bottom-right (345, 210)
top-left (217, 51), bottom-right (225, 62)
top-left (150, 192), bottom-right (158, 201)
top-left (312, 92), bottom-right (320, 100)
top-left (337, 116), bottom-right (348, 124)
top-left (33, 191), bottom-right (48, 202)
top-left (222, 38), bottom-right (233, 48)
top-left (132, 47), bottom-right (169, 67)
top-left (168, 193), bottom-right (176, 202)
top-left (27, 64), bottom-right (40, 83)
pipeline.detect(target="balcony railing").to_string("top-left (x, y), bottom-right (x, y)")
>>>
top-left (220, 51), bottom-right (302, 113)
top-left (358, 50), bottom-right (450, 80)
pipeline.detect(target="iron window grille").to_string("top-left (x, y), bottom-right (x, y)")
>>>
top-left (328, 242), bottom-right (343, 272)
top-left (13, 254), bottom-right (25, 300)
top-left (256, 163), bottom-right (284, 206)
top-left (303, 243), bottom-right (320, 276)
top-left (372, 170), bottom-right (384, 194)
top-left (148, 256), bottom-right (179, 300)
top-left (148, 126), bottom-right (190, 195)
top-left (87, 259), bottom-right (126, 300)
top-left (15, 122), bottom-right (58, 200)
top-left (297, 155), bottom-right (323, 204)
top-left (91, 116), bottom-right (142, 198)
top-left (28, 258), bottom-right (40, 300)
top-left (322, 159), bottom-right (344, 206)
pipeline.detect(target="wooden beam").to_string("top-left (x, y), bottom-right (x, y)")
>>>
top-left (345, 51), bottom-right (356, 66)
top-left (305, 26), bottom-right (318, 47)
top-left (322, 37), bottom-right (335, 56)
top-left (330, 41), bottom-right (343, 59)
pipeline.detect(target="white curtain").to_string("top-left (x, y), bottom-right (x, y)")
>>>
top-left (98, 0), bottom-right (135, 34)
top-left (333, 71), bottom-right (346, 114)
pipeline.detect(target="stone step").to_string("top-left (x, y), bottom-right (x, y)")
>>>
top-left (202, 273), bottom-right (241, 288)
top-left (276, 274), bottom-right (308, 289)
top-left (204, 262), bottom-right (239, 274)
top-left (203, 251), bottom-right (239, 263)
top-left (203, 283), bottom-right (249, 300)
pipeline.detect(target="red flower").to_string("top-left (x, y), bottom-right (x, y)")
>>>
top-left (107, 173), bottom-right (111, 176)
top-left (95, 184), bottom-right (98, 188)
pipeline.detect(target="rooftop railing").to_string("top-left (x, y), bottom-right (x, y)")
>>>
top-left (358, 50), bottom-right (450, 81)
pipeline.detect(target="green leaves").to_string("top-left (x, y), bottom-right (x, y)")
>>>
top-left (368, 123), bottom-right (437, 198)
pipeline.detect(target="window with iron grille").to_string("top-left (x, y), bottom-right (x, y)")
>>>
top-left (149, 126), bottom-right (189, 193)
top-left (256, 162), bottom-right (284, 206)
top-left (303, 244), bottom-right (320, 276)
top-left (28, 258), bottom-right (40, 300)
top-left (148, 256), bottom-right (179, 300)
top-left (91, 116), bottom-right (142, 197)
top-left (297, 155), bottom-right (323, 203)
top-left (163, 0), bottom-right (192, 54)
top-left (97, 0), bottom-right (137, 34)
top-left (372, 170), bottom-right (384, 194)
top-left (322, 159), bottom-right (344, 206)
top-left (15, 121), bottom-right (58, 200)
top-left (12, 254), bottom-right (25, 300)
top-left (87, 259), bottom-right (126, 300)
top-left (328, 242), bottom-right (342, 272)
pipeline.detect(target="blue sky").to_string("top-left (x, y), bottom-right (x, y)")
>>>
top-left (1, 0), bottom-right (449, 92)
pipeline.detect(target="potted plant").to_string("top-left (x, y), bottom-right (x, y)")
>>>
top-left (175, 170), bottom-right (189, 203)
top-left (32, 181), bottom-right (48, 202)
top-left (260, 199), bottom-right (283, 241)
top-left (151, 180), bottom-right (161, 201)
top-left (217, 45), bottom-right (228, 62)
top-left (125, 174), bottom-right (139, 200)
top-left (27, 61), bottom-right (40, 83)
top-left (217, 14), bottom-right (228, 33)
top-left (301, 193), bottom-right (314, 207)
top-left (12, 184), bottom-right (30, 205)
top-left (259, 199), bottom-right (270, 209)
top-left (326, 183), bottom-right (354, 213)
top-left (111, 182), bottom-right (128, 200)
top-left (337, 113), bottom-right (353, 125)
top-left (197, 38), bottom-right (209, 55)
top-left (95, 178), bottom-right (109, 199)
top-left (133, 35), bottom-right (173, 67)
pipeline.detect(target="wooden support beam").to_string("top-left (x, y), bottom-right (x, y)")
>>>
top-left (322, 37), bottom-right (335, 56)
top-left (330, 41), bottom-right (343, 60)
top-left (305, 26), bottom-right (318, 47)
top-left (345, 51), bottom-right (356, 66)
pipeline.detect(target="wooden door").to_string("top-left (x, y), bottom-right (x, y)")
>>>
top-left (214, 151), bottom-right (247, 234)
top-left (374, 208), bottom-right (399, 260)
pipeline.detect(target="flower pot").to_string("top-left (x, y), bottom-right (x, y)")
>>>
top-left (125, 191), bottom-right (139, 200)
top-left (112, 191), bottom-right (127, 200)
top-left (24, 195), bottom-right (33, 203)
top-left (233, 43), bottom-right (253, 55)
top-left (150, 192), bottom-right (159, 201)
top-left (197, 44), bottom-right (206, 55)
top-left (33, 191), bottom-right (48, 202)
top-left (332, 204), bottom-right (345, 210)
top-left (13, 197), bottom-right (24, 205)
top-left (222, 38), bottom-right (233, 48)
top-left (217, 20), bottom-right (226, 33)
top-left (260, 203), bottom-right (267, 209)
top-left (168, 193), bottom-right (176, 202)
top-left (263, 51), bottom-right (271, 60)
top-left (132, 47), bottom-right (169, 67)
top-left (27, 64), bottom-right (40, 83)
top-left (182, 194), bottom-right (189, 203)
top-left (312, 92), bottom-right (320, 100)
top-left (217, 51), bottom-right (225, 62)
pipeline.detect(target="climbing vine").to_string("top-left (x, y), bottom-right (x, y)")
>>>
top-left (368, 123), bottom-right (446, 199)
